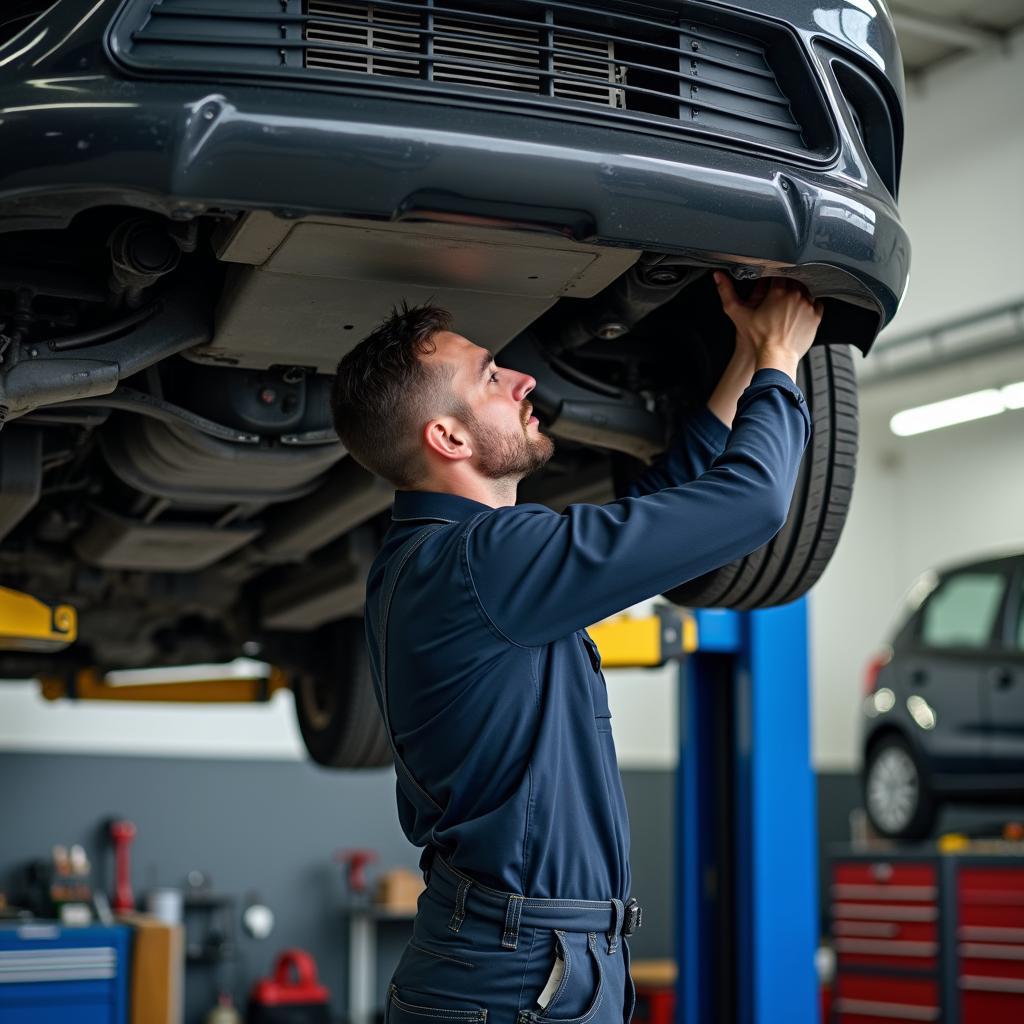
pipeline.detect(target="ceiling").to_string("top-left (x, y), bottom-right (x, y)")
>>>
top-left (890, 0), bottom-right (1024, 74)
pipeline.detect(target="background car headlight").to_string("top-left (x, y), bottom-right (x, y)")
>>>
top-left (863, 686), bottom-right (895, 717)
top-left (907, 694), bottom-right (937, 731)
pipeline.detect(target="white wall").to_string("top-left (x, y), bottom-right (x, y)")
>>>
top-left (0, 642), bottom-right (678, 769)
top-left (888, 29), bottom-right (1024, 338)
top-left (0, 667), bottom-right (306, 760)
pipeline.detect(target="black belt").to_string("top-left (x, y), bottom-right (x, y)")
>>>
top-left (423, 849), bottom-right (642, 954)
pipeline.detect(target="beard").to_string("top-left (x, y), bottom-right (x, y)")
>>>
top-left (462, 403), bottom-right (554, 482)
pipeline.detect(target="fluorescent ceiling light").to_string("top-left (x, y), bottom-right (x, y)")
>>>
top-left (1001, 382), bottom-right (1024, 409)
top-left (890, 381), bottom-right (1024, 436)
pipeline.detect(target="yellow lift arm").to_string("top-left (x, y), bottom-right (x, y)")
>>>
top-left (39, 666), bottom-right (291, 704)
top-left (587, 606), bottom-right (697, 667)
top-left (0, 586), bottom-right (77, 653)
top-left (0, 584), bottom-right (288, 702)
top-left (3, 582), bottom-right (687, 703)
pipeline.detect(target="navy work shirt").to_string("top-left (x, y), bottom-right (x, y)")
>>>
top-left (363, 368), bottom-right (812, 901)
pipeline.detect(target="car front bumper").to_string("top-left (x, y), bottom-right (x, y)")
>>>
top-left (0, 2), bottom-right (910, 349)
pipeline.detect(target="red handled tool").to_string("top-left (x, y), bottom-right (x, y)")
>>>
top-left (108, 819), bottom-right (136, 912)
top-left (334, 848), bottom-right (377, 896)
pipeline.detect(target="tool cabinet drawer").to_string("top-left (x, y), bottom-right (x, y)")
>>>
top-left (957, 857), bottom-right (1024, 1017)
top-left (834, 862), bottom-right (938, 891)
top-left (958, 866), bottom-right (1024, 930)
top-left (832, 860), bottom-right (939, 971)
top-left (833, 973), bottom-right (939, 1023)
top-left (0, 923), bottom-right (130, 1024)
top-left (960, 976), bottom-right (1024, 1024)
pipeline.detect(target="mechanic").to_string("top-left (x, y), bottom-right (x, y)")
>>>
top-left (330, 273), bottom-right (820, 1024)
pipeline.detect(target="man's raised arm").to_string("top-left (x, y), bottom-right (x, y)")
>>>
top-left (463, 279), bottom-right (823, 647)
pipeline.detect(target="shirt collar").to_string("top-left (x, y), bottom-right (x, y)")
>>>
top-left (392, 489), bottom-right (495, 524)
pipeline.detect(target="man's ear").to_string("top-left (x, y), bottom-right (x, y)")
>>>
top-left (423, 417), bottom-right (473, 463)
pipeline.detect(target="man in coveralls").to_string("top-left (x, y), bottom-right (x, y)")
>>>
top-left (330, 273), bottom-right (821, 1024)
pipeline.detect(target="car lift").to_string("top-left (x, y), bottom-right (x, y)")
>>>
top-left (0, 586), bottom-right (77, 653)
top-left (0, 584), bottom-right (288, 702)
top-left (3, 585), bottom-right (816, 1023)
top-left (589, 599), bottom-right (818, 1024)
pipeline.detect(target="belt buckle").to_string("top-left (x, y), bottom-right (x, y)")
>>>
top-left (623, 897), bottom-right (642, 936)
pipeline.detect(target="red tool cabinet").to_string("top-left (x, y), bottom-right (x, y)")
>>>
top-left (829, 850), bottom-right (1024, 1024)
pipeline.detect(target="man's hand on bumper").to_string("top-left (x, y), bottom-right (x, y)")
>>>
top-left (713, 272), bottom-right (823, 383)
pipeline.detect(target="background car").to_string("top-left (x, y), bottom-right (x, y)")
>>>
top-left (0, 0), bottom-right (909, 765)
top-left (861, 551), bottom-right (1024, 840)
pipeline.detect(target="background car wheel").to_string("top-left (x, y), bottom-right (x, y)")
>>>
top-left (663, 343), bottom-right (858, 609)
top-left (863, 735), bottom-right (938, 841)
top-left (290, 617), bottom-right (393, 769)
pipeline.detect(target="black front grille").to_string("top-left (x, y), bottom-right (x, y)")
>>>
top-left (107, 0), bottom-right (835, 159)
top-left (305, 1), bottom-right (628, 109)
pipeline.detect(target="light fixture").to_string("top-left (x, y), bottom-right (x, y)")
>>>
top-left (890, 381), bottom-right (1024, 436)
top-left (1001, 382), bottom-right (1024, 409)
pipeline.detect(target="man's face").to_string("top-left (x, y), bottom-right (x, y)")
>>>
top-left (423, 331), bottom-right (554, 480)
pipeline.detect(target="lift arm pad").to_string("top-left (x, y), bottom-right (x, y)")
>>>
top-left (0, 586), bottom-right (77, 652)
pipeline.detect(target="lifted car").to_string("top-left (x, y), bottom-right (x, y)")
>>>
top-left (0, 0), bottom-right (909, 766)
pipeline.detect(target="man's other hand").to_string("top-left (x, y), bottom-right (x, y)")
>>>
top-left (713, 272), bottom-right (824, 383)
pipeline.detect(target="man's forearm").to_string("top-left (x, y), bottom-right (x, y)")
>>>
top-left (755, 346), bottom-right (800, 382)
top-left (705, 335), bottom-right (757, 429)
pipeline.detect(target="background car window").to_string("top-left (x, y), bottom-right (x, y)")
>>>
top-left (920, 571), bottom-right (1006, 649)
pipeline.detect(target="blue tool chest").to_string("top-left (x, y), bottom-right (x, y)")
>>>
top-left (0, 922), bottom-right (130, 1024)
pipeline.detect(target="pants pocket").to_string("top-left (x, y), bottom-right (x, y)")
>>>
top-left (387, 984), bottom-right (487, 1024)
top-left (522, 932), bottom-right (605, 1024)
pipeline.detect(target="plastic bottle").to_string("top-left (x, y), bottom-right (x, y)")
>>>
top-left (205, 993), bottom-right (242, 1024)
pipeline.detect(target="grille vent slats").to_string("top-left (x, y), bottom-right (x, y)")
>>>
top-left (109, 0), bottom-right (834, 157)
top-left (306, 3), bottom-right (623, 106)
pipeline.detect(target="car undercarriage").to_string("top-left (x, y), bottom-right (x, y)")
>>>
top-left (0, 203), bottom-right (851, 673)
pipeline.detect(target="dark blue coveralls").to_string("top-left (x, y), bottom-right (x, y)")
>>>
top-left (363, 368), bottom-right (812, 1024)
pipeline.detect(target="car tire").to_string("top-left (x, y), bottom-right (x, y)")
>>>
top-left (862, 734), bottom-right (938, 841)
top-left (663, 342), bottom-right (857, 609)
top-left (290, 617), bottom-right (393, 769)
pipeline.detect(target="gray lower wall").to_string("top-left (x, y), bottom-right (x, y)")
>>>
top-left (0, 754), bottom-right (673, 1024)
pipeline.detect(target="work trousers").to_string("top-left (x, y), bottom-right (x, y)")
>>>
top-left (387, 855), bottom-right (637, 1024)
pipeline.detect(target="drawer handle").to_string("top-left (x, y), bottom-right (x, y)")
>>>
top-left (958, 926), bottom-right (1024, 942)
top-left (959, 943), bottom-right (1024, 961)
top-left (835, 939), bottom-right (937, 958)
top-left (831, 884), bottom-right (937, 902)
top-left (834, 922), bottom-right (900, 938)
top-left (960, 975), bottom-right (1024, 995)
top-left (834, 998), bottom-right (938, 1021)
top-left (833, 903), bottom-right (937, 922)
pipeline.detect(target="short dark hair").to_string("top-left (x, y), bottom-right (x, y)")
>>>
top-left (331, 301), bottom-right (457, 488)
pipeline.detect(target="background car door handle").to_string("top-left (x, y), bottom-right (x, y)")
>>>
top-left (991, 668), bottom-right (1015, 689)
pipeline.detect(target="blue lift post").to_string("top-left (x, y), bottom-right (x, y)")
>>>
top-left (676, 599), bottom-right (820, 1024)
